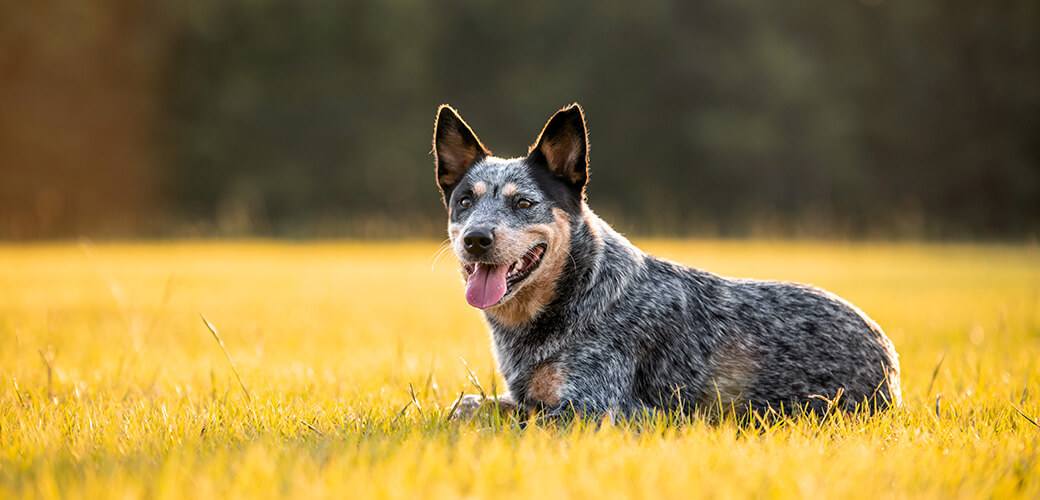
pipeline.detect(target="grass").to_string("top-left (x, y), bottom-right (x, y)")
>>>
top-left (1, 239), bottom-right (1039, 498)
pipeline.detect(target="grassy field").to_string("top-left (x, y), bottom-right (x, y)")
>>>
top-left (1, 240), bottom-right (1039, 498)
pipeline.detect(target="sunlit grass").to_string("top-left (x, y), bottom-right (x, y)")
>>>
top-left (2, 240), bottom-right (1038, 498)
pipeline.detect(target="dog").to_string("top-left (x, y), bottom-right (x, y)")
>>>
top-left (434, 103), bottom-right (901, 421)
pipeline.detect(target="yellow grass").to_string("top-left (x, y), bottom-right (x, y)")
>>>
top-left (2, 240), bottom-right (1038, 498)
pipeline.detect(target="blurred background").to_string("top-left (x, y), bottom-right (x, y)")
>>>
top-left (2, 0), bottom-right (1038, 240)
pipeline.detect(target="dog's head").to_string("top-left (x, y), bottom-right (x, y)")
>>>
top-left (433, 104), bottom-right (589, 317)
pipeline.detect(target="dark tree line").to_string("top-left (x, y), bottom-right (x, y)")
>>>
top-left (161, 0), bottom-right (1040, 238)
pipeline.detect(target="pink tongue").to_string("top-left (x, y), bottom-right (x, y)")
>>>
top-left (465, 263), bottom-right (509, 309)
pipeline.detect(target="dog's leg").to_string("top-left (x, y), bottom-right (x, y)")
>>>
top-left (535, 354), bottom-right (638, 423)
top-left (449, 393), bottom-right (519, 420)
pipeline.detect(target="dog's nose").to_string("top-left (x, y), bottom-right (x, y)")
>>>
top-left (463, 228), bottom-right (494, 256)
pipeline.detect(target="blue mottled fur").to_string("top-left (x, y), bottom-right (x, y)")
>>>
top-left (434, 104), bottom-right (902, 420)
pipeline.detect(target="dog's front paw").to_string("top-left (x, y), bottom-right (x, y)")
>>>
top-left (449, 394), bottom-right (519, 420)
top-left (450, 394), bottom-right (488, 420)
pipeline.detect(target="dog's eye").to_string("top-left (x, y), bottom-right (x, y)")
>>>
top-left (459, 197), bottom-right (472, 208)
top-left (516, 199), bottom-right (532, 209)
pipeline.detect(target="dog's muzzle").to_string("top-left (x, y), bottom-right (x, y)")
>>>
top-left (462, 228), bottom-right (494, 257)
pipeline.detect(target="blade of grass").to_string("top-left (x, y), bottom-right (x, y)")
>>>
top-left (300, 420), bottom-right (324, 436)
top-left (408, 383), bottom-right (426, 422)
top-left (446, 391), bottom-right (465, 421)
top-left (459, 356), bottom-right (486, 398)
top-left (200, 313), bottom-right (251, 402)
top-left (926, 350), bottom-right (946, 398)
top-left (1009, 401), bottom-right (1039, 428)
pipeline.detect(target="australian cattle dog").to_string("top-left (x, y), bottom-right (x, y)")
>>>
top-left (434, 103), bottom-right (901, 421)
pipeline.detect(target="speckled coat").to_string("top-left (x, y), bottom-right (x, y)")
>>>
top-left (434, 103), bottom-right (902, 419)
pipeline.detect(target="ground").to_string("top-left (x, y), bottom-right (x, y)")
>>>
top-left (1, 240), bottom-right (1038, 498)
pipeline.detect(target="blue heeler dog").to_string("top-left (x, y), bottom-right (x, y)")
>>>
top-left (435, 103), bottom-right (901, 420)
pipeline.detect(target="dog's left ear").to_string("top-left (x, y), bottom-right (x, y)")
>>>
top-left (529, 103), bottom-right (589, 193)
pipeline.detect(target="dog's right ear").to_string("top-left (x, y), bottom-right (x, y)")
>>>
top-left (433, 105), bottom-right (489, 202)
top-left (528, 103), bottom-right (589, 197)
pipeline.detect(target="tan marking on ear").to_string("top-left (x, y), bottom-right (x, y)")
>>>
top-left (528, 363), bottom-right (565, 406)
top-left (487, 208), bottom-right (572, 327)
top-left (437, 135), bottom-right (480, 186)
top-left (703, 336), bottom-right (760, 411)
top-left (472, 181), bottom-right (487, 195)
top-left (541, 134), bottom-right (585, 184)
top-left (502, 183), bottom-right (518, 197)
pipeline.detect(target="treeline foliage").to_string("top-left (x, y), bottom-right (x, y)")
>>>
top-left (166, 0), bottom-right (1040, 238)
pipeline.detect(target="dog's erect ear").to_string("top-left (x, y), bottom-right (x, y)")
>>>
top-left (528, 103), bottom-right (589, 192)
top-left (434, 105), bottom-right (489, 200)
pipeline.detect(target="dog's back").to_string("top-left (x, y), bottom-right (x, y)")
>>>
top-left (621, 243), bottom-right (901, 415)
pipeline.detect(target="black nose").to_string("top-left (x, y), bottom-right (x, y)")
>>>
top-left (463, 228), bottom-right (494, 256)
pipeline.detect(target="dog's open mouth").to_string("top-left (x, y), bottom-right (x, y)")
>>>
top-left (462, 243), bottom-right (546, 309)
